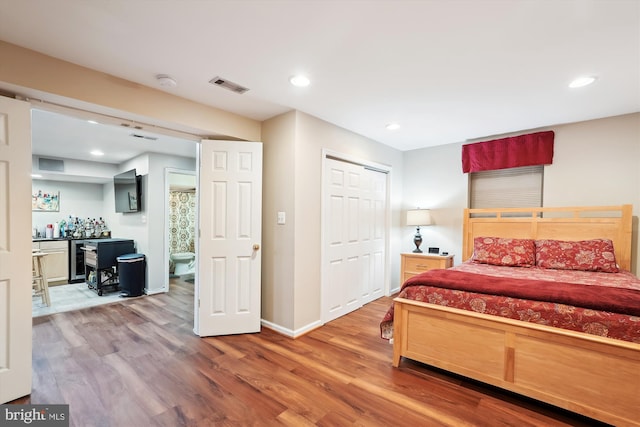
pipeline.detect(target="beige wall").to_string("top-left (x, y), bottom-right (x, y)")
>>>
top-left (260, 111), bottom-right (297, 330)
top-left (262, 111), bottom-right (404, 334)
top-left (2, 41), bottom-right (407, 335)
top-left (0, 41), bottom-right (260, 300)
top-left (5, 40), bottom-right (637, 334)
top-left (402, 141), bottom-right (468, 283)
top-left (545, 113), bottom-right (640, 272)
top-left (0, 41), bottom-right (260, 141)
top-left (294, 112), bottom-right (405, 331)
top-left (403, 113), bottom-right (640, 275)
top-left (544, 113), bottom-right (639, 207)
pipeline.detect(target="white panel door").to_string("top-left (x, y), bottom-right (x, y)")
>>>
top-left (196, 140), bottom-right (262, 336)
top-left (322, 157), bottom-right (387, 323)
top-left (0, 96), bottom-right (32, 403)
top-left (360, 168), bottom-right (386, 304)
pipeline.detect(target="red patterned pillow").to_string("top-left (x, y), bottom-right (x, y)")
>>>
top-left (472, 237), bottom-right (535, 267)
top-left (535, 239), bottom-right (619, 273)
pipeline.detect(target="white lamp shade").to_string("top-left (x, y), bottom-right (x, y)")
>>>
top-left (406, 209), bottom-right (432, 226)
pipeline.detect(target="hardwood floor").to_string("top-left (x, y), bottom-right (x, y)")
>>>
top-left (13, 278), bottom-right (608, 426)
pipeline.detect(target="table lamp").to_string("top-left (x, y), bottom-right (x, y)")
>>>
top-left (406, 209), bottom-right (432, 253)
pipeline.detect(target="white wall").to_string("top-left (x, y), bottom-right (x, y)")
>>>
top-left (35, 150), bottom-right (196, 294)
top-left (169, 172), bottom-right (196, 189)
top-left (32, 154), bottom-right (197, 293)
top-left (32, 179), bottom-right (106, 236)
top-left (103, 152), bottom-right (197, 294)
top-left (32, 156), bottom-right (118, 183)
top-left (403, 113), bottom-right (640, 274)
top-left (146, 152), bottom-right (196, 293)
top-left (102, 155), bottom-right (149, 266)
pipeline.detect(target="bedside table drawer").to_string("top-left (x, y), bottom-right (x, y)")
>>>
top-left (400, 253), bottom-right (454, 284)
top-left (404, 256), bottom-right (444, 273)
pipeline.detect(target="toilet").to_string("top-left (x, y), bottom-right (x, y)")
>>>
top-left (170, 252), bottom-right (196, 276)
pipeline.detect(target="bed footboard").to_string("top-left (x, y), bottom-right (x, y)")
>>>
top-left (392, 297), bottom-right (640, 427)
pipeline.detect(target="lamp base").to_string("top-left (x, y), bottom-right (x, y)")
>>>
top-left (413, 228), bottom-right (423, 253)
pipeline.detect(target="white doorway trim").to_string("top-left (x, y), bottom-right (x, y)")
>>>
top-left (320, 148), bottom-right (392, 324)
top-left (164, 167), bottom-right (197, 292)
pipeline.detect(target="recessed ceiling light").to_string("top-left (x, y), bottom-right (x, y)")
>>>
top-left (569, 76), bottom-right (597, 88)
top-left (386, 123), bottom-right (400, 131)
top-left (31, 174), bottom-right (42, 178)
top-left (289, 75), bottom-right (310, 87)
top-left (90, 150), bottom-right (104, 156)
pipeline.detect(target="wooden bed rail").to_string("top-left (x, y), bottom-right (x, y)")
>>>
top-left (392, 297), bottom-right (640, 427)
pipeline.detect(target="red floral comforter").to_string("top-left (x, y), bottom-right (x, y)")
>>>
top-left (380, 263), bottom-right (640, 343)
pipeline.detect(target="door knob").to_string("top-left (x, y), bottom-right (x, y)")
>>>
top-left (253, 244), bottom-right (260, 251)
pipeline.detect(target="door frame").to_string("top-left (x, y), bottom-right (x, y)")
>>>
top-left (320, 148), bottom-right (392, 324)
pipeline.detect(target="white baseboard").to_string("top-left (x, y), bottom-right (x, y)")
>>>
top-left (261, 318), bottom-right (323, 338)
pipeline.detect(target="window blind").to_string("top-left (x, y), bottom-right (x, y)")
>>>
top-left (469, 165), bottom-right (543, 209)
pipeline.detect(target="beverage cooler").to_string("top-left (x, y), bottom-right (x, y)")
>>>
top-left (69, 239), bottom-right (88, 283)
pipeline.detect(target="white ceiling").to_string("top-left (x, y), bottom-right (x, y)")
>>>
top-left (0, 0), bottom-right (638, 157)
top-left (31, 108), bottom-right (197, 166)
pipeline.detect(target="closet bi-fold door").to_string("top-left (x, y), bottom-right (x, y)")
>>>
top-left (322, 156), bottom-right (386, 324)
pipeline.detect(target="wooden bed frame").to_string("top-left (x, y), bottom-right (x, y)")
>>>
top-left (392, 205), bottom-right (639, 427)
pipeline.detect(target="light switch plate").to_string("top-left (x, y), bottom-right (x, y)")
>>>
top-left (277, 211), bottom-right (286, 225)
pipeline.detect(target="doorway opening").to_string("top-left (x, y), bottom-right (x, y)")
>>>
top-left (30, 106), bottom-right (198, 317)
top-left (165, 169), bottom-right (197, 290)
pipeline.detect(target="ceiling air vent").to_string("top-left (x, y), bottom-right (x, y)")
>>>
top-left (209, 76), bottom-right (249, 94)
top-left (120, 123), bottom-right (144, 130)
top-left (130, 133), bottom-right (158, 141)
top-left (38, 157), bottom-right (64, 172)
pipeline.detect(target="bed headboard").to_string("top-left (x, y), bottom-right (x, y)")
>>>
top-left (462, 205), bottom-right (633, 271)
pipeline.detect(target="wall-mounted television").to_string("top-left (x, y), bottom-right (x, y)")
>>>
top-left (114, 168), bottom-right (142, 213)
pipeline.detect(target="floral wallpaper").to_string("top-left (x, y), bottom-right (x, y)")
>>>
top-left (169, 191), bottom-right (196, 255)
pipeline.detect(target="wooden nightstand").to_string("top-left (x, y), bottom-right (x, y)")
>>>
top-left (400, 253), bottom-right (454, 284)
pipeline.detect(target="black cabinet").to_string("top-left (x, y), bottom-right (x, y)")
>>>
top-left (83, 238), bottom-right (135, 295)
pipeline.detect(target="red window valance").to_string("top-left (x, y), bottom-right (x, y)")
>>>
top-left (462, 131), bottom-right (554, 173)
